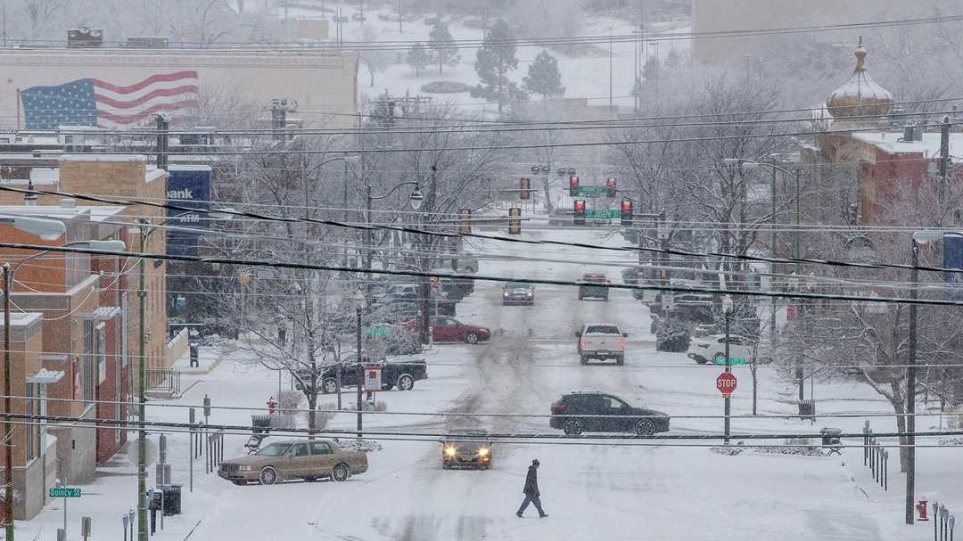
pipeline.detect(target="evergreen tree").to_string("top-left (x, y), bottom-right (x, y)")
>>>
top-left (471, 19), bottom-right (526, 113)
top-left (428, 21), bottom-right (460, 74)
top-left (523, 49), bottom-right (564, 99)
top-left (407, 41), bottom-right (430, 77)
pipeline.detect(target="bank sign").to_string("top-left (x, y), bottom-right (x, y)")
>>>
top-left (166, 165), bottom-right (211, 256)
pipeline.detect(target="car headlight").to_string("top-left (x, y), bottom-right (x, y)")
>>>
top-left (526, 292), bottom-right (533, 297)
top-left (238, 465), bottom-right (253, 472)
top-left (444, 445), bottom-right (458, 457)
top-left (478, 447), bottom-right (490, 457)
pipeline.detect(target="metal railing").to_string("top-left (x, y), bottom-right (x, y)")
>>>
top-left (862, 421), bottom-right (889, 491)
top-left (146, 369), bottom-right (181, 397)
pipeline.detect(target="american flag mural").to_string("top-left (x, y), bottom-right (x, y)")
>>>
top-left (20, 70), bottom-right (199, 130)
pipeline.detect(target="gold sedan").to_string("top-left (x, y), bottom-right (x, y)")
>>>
top-left (218, 439), bottom-right (368, 485)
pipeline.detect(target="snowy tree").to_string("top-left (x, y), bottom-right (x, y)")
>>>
top-left (407, 41), bottom-right (430, 77)
top-left (428, 21), bottom-right (460, 74)
top-left (523, 50), bottom-right (564, 99)
top-left (471, 19), bottom-right (526, 114)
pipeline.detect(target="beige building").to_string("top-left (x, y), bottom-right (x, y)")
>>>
top-left (691, 0), bottom-right (958, 64)
top-left (1, 48), bottom-right (358, 130)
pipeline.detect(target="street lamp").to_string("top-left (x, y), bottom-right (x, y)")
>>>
top-left (353, 288), bottom-right (365, 437)
top-left (360, 181), bottom-right (423, 304)
top-left (723, 159), bottom-right (802, 348)
top-left (722, 294), bottom-right (734, 445)
top-left (904, 230), bottom-right (959, 524)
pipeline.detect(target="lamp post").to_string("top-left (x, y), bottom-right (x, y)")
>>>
top-left (723, 159), bottom-right (801, 347)
top-left (905, 230), bottom-right (959, 524)
top-left (359, 180), bottom-right (423, 306)
top-left (353, 288), bottom-right (364, 437)
top-left (722, 294), bottom-right (734, 445)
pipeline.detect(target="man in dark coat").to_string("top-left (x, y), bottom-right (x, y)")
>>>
top-left (516, 459), bottom-right (548, 518)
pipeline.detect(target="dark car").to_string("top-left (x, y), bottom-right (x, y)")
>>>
top-left (308, 356), bottom-right (428, 393)
top-left (549, 392), bottom-right (669, 436)
top-left (502, 281), bottom-right (535, 306)
top-left (441, 428), bottom-right (492, 470)
top-left (577, 273), bottom-right (610, 301)
top-left (428, 316), bottom-right (491, 344)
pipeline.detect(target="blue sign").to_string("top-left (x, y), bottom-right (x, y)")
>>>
top-left (944, 234), bottom-right (963, 284)
top-left (166, 165), bottom-right (211, 256)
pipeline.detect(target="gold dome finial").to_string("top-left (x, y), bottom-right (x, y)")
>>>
top-left (826, 38), bottom-right (893, 123)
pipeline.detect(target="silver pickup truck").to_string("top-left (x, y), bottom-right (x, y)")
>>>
top-left (575, 323), bottom-right (628, 365)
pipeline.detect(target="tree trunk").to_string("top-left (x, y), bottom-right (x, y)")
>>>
top-left (890, 383), bottom-right (909, 473)
top-left (307, 391), bottom-right (318, 440)
top-left (750, 362), bottom-right (758, 416)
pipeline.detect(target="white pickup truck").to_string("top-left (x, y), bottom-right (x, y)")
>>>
top-left (575, 323), bottom-right (627, 365)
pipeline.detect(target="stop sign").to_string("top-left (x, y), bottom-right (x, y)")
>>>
top-left (716, 372), bottom-right (737, 397)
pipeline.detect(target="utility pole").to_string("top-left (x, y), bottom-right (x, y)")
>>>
top-left (155, 115), bottom-right (169, 171)
top-left (356, 306), bottom-right (363, 437)
top-left (137, 220), bottom-right (149, 541)
top-left (939, 115), bottom-right (951, 218)
top-left (906, 239), bottom-right (920, 525)
top-left (3, 264), bottom-right (13, 541)
top-left (608, 28), bottom-right (614, 109)
top-left (419, 166), bottom-right (438, 345)
top-left (398, 0), bottom-right (403, 33)
top-left (770, 166), bottom-right (777, 346)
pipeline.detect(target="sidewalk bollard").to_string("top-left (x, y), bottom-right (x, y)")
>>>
top-left (82, 515), bottom-right (91, 540)
top-left (123, 513), bottom-right (129, 541)
top-left (863, 421), bottom-right (870, 466)
top-left (882, 449), bottom-right (887, 491)
top-left (203, 394), bottom-right (211, 425)
top-left (935, 502), bottom-right (941, 541)
top-left (128, 509), bottom-right (134, 540)
top-left (57, 529), bottom-right (66, 541)
top-left (948, 515), bottom-right (954, 541)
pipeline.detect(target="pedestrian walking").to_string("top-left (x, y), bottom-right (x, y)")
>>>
top-left (267, 396), bottom-right (278, 415)
top-left (516, 459), bottom-right (548, 518)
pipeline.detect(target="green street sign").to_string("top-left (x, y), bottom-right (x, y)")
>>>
top-left (364, 326), bottom-right (390, 338)
top-left (714, 356), bottom-right (747, 366)
top-left (585, 209), bottom-right (620, 219)
top-left (49, 487), bottom-right (81, 498)
top-left (577, 186), bottom-right (607, 197)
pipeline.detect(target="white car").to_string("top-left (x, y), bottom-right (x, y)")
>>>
top-left (687, 334), bottom-right (753, 365)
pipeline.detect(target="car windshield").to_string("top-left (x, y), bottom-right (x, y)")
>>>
top-left (585, 325), bottom-right (620, 334)
top-left (505, 282), bottom-right (530, 289)
top-left (256, 443), bottom-right (292, 457)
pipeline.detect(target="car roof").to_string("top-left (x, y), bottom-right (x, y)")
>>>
top-left (450, 428), bottom-right (488, 436)
top-left (266, 439), bottom-right (334, 445)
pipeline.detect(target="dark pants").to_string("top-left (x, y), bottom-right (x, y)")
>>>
top-left (517, 494), bottom-right (545, 516)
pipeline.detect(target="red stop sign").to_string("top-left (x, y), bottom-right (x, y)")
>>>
top-left (716, 372), bottom-right (737, 397)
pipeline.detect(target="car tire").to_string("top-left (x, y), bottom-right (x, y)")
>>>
top-left (713, 353), bottom-right (726, 365)
top-left (580, 355), bottom-right (588, 365)
top-left (321, 378), bottom-right (338, 394)
top-left (465, 333), bottom-right (479, 344)
top-left (635, 419), bottom-right (656, 436)
top-left (397, 374), bottom-right (414, 391)
top-left (616, 355), bottom-right (624, 366)
top-left (303, 476), bottom-right (319, 482)
top-left (562, 419), bottom-right (583, 435)
top-left (695, 357), bottom-right (708, 365)
top-left (332, 463), bottom-right (350, 482)
top-left (259, 466), bottom-right (279, 485)
top-left (442, 461), bottom-right (452, 470)
top-left (382, 383), bottom-right (394, 391)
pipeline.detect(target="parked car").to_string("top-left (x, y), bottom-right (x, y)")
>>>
top-left (429, 316), bottom-right (490, 344)
top-left (441, 428), bottom-right (492, 470)
top-left (549, 392), bottom-right (670, 436)
top-left (575, 323), bottom-right (627, 365)
top-left (577, 273), bottom-right (610, 300)
top-left (318, 355), bottom-right (428, 393)
top-left (217, 439), bottom-right (368, 485)
top-left (502, 281), bottom-right (535, 305)
top-left (381, 283), bottom-right (420, 301)
top-left (687, 334), bottom-right (753, 365)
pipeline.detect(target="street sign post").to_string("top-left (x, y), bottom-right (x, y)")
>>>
top-left (716, 372), bottom-right (737, 397)
top-left (50, 487), bottom-right (81, 498)
top-left (363, 366), bottom-right (382, 393)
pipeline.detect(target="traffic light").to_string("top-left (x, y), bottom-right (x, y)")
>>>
top-left (508, 207), bottom-right (522, 234)
top-left (520, 177), bottom-right (531, 200)
top-left (606, 177), bottom-right (617, 198)
top-left (620, 199), bottom-right (634, 226)
top-left (569, 176), bottom-right (580, 196)
top-left (573, 200), bottom-right (586, 226)
top-left (458, 209), bottom-right (471, 235)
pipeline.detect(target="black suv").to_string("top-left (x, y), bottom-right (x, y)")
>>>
top-left (549, 392), bottom-right (669, 436)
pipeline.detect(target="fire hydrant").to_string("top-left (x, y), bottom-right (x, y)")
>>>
top-left (916, 499), bottom-right (929, 522)
top-left (267, 396), bottom-right (278, 415)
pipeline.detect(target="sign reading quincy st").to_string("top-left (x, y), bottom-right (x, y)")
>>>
top-left (49, 487), bottom-right (81, 498)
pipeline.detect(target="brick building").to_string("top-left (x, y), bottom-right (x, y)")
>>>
top-left (0, 204), bottom-right (131, 487)
top-left (0, 313), bottom-right (58, 521)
